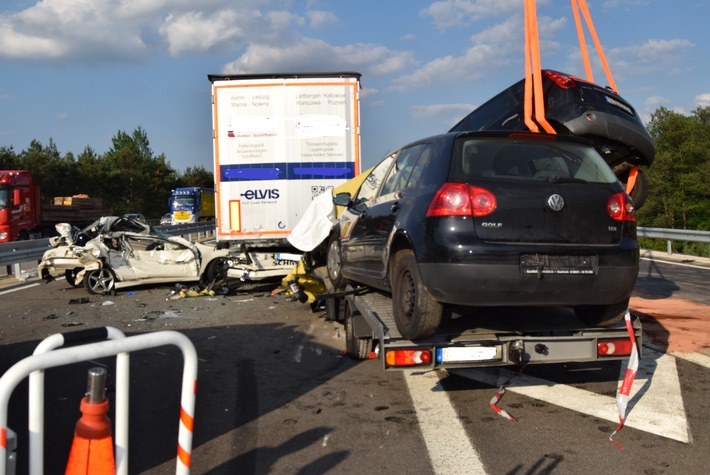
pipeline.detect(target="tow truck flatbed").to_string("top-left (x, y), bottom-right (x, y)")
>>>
top-left (329, 286), bottom-right (641, 370)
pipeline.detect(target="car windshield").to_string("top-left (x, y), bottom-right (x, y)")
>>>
top-left (450, 137), bottom-right (618, 184)
top-left (174, 196), bottom-right (196, 207)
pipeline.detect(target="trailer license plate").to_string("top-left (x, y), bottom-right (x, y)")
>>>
top-left (438, 346), bottom-right (499, 363)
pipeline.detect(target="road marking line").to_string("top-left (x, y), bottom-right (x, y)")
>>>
top-left (0, 282), bottom-right (42, 295)
top-left (404, 370), bottom-right (487, 475)
top-left (453, 347), bottom-right (690, 443)
top-left (671, 351), bottom-right (710, 368)
top-left (623, 347), bottom-right (690, 443)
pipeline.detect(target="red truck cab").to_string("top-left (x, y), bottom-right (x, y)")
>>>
top-left (0, 170), bottom-right (41, 242)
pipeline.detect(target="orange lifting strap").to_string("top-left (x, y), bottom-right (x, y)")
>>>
top-left (523, 0), bottom-right (618, 132)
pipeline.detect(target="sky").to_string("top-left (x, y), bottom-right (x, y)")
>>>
top-left (1, 0), bottom-right (708, 173)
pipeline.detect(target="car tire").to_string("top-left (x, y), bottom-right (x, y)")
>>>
top-left (202, 257), bottom-right (228, 286)
top-left (83, 267), bottom-right (116, 295)
top-left (64, 268), bottom-right (82, 287)
top-left (391, 249), bottom-right (443, 340)
top-left (344, 301), bottom-right (371, 359)
top-left (573, 298), bottom-right (629, 327)
top-left (626, 168), bottom-right (649, 210)
top-left (326, 234), bottom-right (347, 289)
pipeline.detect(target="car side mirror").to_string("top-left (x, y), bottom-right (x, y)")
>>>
top-left (13, 189), bottom-right (21, 206)
top-left (333, 192), bottom-right (352, 207)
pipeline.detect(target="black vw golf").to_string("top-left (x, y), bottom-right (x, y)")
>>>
top-left (326, 131), bottom-right (639, 340)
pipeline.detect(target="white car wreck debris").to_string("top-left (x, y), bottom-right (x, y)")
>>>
top-left (38, 216), bottom-right (230, 294)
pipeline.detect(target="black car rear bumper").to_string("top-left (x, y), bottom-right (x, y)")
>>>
top-left (419, 260), bottom-right (638, 307)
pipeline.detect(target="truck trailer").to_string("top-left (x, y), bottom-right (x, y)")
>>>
top-left (169, 187), bottom-right (215, 224)
top-left (0, 170), bottom-right (107, 242)
top-left (208, 72), bottom-right (362, 280)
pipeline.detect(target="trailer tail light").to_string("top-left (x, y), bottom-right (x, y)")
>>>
top-left (607, 192), bottom-right (636, 222)
top-left (385, 349), bottom-right (432, 367)
top-left (426, 183), bottom-right (496, 217)
top-left (597, 339), bottom-right (633, 357)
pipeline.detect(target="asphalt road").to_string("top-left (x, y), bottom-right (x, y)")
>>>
top-left (1, 253), bottom-right (709, 474)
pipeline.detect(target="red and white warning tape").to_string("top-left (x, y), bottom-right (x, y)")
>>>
top-left (488, 311), bottom-right (639, 449)
top-left (489, 363), bottom-right (528, 422)
top-left (610, 310), bottom-right (639, 450)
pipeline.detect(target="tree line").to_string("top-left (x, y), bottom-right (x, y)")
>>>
top-left (639, 106), bottom-right (710, 256)
top-left (0, 127), bottom-right (214, 220)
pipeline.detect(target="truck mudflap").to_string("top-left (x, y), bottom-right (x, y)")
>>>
top-left (333, 286), bottom-right (641, 371)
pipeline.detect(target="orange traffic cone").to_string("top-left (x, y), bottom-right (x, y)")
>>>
top-left (65, 367), bottom-right (115, 475)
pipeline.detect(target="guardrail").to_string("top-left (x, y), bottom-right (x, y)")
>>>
top-left (0, 222), bottom-right (216, 279)
top-left (637, 227), bottom-right (710, 258)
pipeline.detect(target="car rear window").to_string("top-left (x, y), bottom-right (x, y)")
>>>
top-left (450, 137), bottom-right (619, 184)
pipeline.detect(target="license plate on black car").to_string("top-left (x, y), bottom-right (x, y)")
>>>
top-left (520, 254), bottom-right (597, 275)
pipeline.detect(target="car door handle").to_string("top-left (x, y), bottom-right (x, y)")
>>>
top-left (391, 202), bottom-right (400, 213)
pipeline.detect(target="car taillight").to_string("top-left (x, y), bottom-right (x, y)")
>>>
top-left (607, 192), bottom-right (636, 222)
top-left (426, 183), bottom-right (497, 217)
top-left (544, 70), bottom-right (576, 89)
top-left (598, 339), bottom-right (633, 357)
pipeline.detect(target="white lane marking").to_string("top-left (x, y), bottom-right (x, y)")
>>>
top-left (0, 275), bottom-right (66, 296)
top-left (0, 282), bottom-right (42, 295)
top-left (404, 370), bottom-right (487, 475)
top-left (622, 347), bottom-right (690, 444)
top-left (672, 351), bottom-right (710, 368)
top-left (453, 347), bottom-right (690, 443)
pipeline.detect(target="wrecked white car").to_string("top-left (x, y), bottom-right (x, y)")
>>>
top-left (38, 217), bottom-right (230, 294)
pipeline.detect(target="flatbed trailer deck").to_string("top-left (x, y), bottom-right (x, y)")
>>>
top-left (328, 286), bottom-right (641, 370)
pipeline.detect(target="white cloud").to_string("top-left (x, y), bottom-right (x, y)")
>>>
top-left (360, 87), bottom-right (379, 99)
top-left (394, 9), bottom-right (566, 93)
top-left (222, 37), bottom-right (416, 77)
top-left (160, 9), bottom-right (257, 55)
top-left (392, 43), bottom-right (509, 92)
top-left (411, 103), bottom-right (474, 119)
top-left (602, 0), bottom-right (649, 9)
top-left (266, 9), bottom-right (305, 30)
top-left (306, 10), bottom-right (340, 28)
top-left (607, 38), bottom-right (695, 76)
top-left (0, 0), bottom-right (277, 63)
top-left (0, 0), bottom-right (149, 63)
top-left (695, 94), bottom-right (710, 108)
top-left (411, 103), bottom-right (476, 130)
top-left (394, 14), bottom-right (533, 92)
top-left (644, 95), bottom-right (670, 109)
top-left (421, 0), bottom-right (524, 29)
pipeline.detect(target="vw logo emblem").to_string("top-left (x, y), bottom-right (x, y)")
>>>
top-left (547, 194), bottom-right (565, 211)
